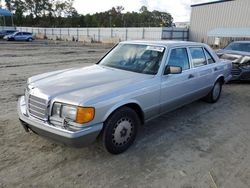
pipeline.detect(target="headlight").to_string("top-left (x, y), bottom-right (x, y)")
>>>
top-left (61, 105), bottom-right (77, 120)
top-left (52, 102), bottom-right (62, 117)
top-left (52, 102), bottom-right (95, 124)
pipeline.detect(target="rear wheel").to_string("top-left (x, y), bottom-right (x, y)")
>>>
top-left (102, 107), bottom-right (140, 154)
top-left (204, 80), bottom-right (222, 103)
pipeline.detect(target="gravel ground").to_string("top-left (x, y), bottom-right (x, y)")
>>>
top-left (0, 40), bottom-right (250, 188)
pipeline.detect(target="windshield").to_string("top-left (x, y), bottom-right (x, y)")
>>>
top-left (12, 31), bottom-right (19, 35)
top-left (224, 42), bottom-right (250, 53)
top-left (99, 43), bottom-right (165, 75)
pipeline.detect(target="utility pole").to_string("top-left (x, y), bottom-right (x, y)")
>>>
top-left (109, 11), bottom-right (112, 27)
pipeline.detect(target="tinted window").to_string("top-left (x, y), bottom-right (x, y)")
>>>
top-left (16, 32), bottom-right (22, 36)
top-left (189, 47), bottom-right (207, 67)
top-left (204, 49), bottom-right (215, 64)
top-left (167, 48), bottom-right (190, 70)
top-left (224, 42), bottom-right (250, 52)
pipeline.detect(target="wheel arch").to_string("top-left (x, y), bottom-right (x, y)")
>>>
top-left (103, 101), bottom-right (145, 125)
top-left (215, 74), bottom-right (225, 84)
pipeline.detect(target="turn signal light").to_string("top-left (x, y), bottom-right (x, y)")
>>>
top-left (76, 107), bottom-right (95, 124)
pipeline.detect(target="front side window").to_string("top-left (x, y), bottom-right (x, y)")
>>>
top-left (99, 44), bottom-right (165, 75)
top-left (16, 32), bottom-right (22, 36)
top-left (167, 48), bottom-right (190, 70)
top-left (189, 47), bottom-right (207, 67)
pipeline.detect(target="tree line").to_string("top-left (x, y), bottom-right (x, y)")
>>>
top-left (1, 0), bottom-right (173, 27)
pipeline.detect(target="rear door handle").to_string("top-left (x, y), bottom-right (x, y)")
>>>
top-left (188, 74), bottom-right (195, 79)
top-left (214, 67), bottom-right (218, 71)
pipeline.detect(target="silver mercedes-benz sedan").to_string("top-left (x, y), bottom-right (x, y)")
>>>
top-left (18, 40), bottom-right (232, 154)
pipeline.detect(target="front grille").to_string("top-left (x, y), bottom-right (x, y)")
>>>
top-left (28, 95), bottom-right (48, 120)
top-left (231, 69), bottom-right (241, 76)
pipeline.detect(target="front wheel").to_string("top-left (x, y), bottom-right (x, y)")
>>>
top-left (102, 107), bottom-right (140, 154)
top-left (204, 80), bottom-right (222, 103)
top-left (27, 38), bottom-right (33, 42)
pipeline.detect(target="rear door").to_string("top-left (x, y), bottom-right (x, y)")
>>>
top-left (188, 46), bottom-right (214, 97)
top-left (23, 32), bottom-right (31, 40)
top-left (160, 47), bottom-right (199, 113)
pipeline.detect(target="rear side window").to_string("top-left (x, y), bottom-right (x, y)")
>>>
top-left (204, 49), bottom-right (215, 64)
top-left (189, 47), bottom-right (207, 67)
top-left (168, 48), bottom-right (190, 70)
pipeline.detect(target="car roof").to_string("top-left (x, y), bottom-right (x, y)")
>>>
top-left (120, 40), bottom-right (205, 48)
top-left (15, 32), bottom-right (32, 34)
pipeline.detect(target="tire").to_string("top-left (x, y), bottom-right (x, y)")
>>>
top-left (204, 80), bottom-right (222, 103)
top-left (102, 107), bottom-right (140, 154)
top-left (27, 38), bottom-right (33, 42)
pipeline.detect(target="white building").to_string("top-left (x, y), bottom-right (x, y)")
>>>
top-left (189, 0), bottom-right (250, 46)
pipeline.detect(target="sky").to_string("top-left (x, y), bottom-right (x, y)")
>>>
top-left (73, 0), bottom-right (218, 22)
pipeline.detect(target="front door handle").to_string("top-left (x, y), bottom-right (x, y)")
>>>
top-left (214, 67), bottom-right (218, 71)
top-left (188, 74), bottom-right (195, 79)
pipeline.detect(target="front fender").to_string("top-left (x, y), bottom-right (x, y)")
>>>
top-left (102, 99), bottom-right (143, 122)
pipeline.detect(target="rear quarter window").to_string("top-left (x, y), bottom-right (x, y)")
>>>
top-left (204, 48), bottom-right (215, 64)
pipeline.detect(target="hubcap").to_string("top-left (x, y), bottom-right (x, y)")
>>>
top-left (213, 82), bottom-right (221, 100)
top-left (112, 118), bottom-right (133, 146)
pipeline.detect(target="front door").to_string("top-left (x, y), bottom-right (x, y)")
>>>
top-left (160, 47), bottom-right (199, 114)
top-left (14, 32), bottom-right (23, 41)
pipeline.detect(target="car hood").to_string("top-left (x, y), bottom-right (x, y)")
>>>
top-left (29, 64), bottom-right (154, 104)
top-left (3, 34), bottom-right (12, 38)
top-left (216, 49), bottom-right (250, 64)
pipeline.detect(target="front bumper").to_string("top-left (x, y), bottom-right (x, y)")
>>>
top-left (17, 96), bottom-right (103, 147)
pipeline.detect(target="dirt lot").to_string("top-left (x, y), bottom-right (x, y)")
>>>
top-left (0, 40), bottom-right (250, 188)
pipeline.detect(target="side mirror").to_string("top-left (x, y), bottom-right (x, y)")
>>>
top-left (164, 65), bottom-right (182, 75)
